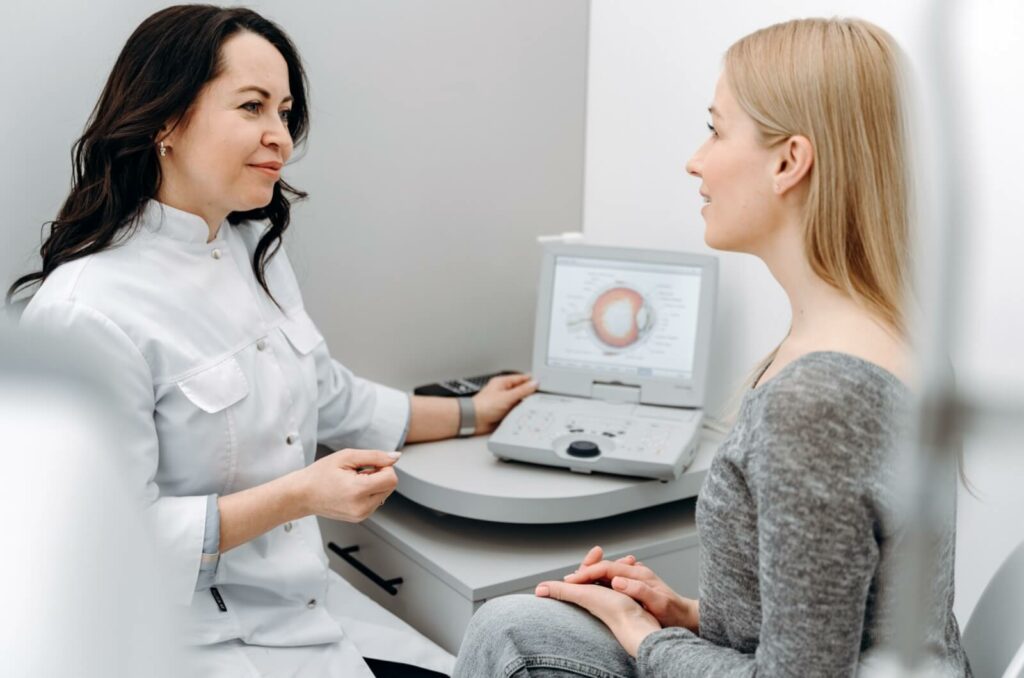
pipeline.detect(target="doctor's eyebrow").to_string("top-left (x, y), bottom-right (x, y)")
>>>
top-left (235, 86), bottom-right (293, 105)
top-left (708, 105), bottom-right (721, 118)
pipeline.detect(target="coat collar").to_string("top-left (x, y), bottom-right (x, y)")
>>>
top-left (139, 200), bottom-right (226, 245)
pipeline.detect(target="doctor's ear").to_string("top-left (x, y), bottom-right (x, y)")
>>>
top-left (155, 116), bottom-right (187, 156)
top-left (771, 135), bottom-right (813, 196)
top-left (155, 128), bottom-right (175, 159)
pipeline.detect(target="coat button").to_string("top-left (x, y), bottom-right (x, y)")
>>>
top-left (211, 248), bottom-right (221, 260)
top-left (256, 339), bottom-right (267, 351)
top-left (306, 599), bottom-right (317, 609)
top-left (283, 522), bottom-right (293, 532)
top-left (286, 434), bottom-right (296, 445)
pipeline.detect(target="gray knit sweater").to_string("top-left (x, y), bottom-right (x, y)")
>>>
top-left (636, 351), bottom-right (971, 676)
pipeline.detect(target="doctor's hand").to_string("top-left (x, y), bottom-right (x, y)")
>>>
top-left (472, 373), bottom-right (538, 435)
top-left (296, 449), bottom-right (399, 522)
top-left (535, 579), bottom-right (661, 658)
top-left (563, 547), bottom-right (700, 633)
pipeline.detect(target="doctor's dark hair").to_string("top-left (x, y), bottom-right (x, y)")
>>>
top-left (6, 4), bottom-right (309, 305)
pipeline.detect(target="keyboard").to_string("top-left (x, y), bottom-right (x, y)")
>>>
top-left (413, 370), bottom-right (520, 397)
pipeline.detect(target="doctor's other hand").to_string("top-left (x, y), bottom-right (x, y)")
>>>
top-left (472, 373), bottom-right (538, 435)
top-left (563, 555), bottom-right (700, 633)
top-left (295, 449), bottom-right (399, 523)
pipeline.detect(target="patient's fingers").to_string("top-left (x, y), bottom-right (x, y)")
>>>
top-left (612, 576), bottom-right (658, 610)
top-left (579, 545), bottom-right (604, 569)
top-left (564, 561), bottom-right (651, 585)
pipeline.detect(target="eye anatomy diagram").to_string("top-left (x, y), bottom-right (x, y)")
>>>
top-left (583, 286), bottom-right (655, 351)
top-left (547, 258), bottom-right (701, 378)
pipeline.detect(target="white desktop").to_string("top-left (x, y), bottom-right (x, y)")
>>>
top-left (489, 243), bottom-right (718, 480)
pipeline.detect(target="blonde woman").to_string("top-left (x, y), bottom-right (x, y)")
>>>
top-left (453, 18), bottom-right (972, 676)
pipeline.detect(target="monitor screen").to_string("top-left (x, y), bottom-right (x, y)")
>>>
top-left (545, 255), bottom-right (703, 380)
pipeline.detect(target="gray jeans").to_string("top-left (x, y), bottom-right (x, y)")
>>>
top-left (453, 595), bottom-right (639, 678)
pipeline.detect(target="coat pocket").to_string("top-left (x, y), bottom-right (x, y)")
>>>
top-left (177, 356), bottom-right (250, 413)
top-left (279, 309), bottom-right (325, 356)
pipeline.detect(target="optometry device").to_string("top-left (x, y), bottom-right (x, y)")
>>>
top-left (488, 243), bottom-right (717, 480)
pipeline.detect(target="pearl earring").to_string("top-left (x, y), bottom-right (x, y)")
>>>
top-left (159, 141), bottom-right (167, 158)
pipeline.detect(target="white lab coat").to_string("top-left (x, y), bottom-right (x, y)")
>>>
top-left (21, 201), bottom-right (454, 676)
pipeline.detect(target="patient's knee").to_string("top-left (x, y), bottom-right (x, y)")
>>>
top-left (466, 595), bottom-right (543, 640)
top-left (457, 595), bottom-right (629, 678)
top-left (464, 594), bottom-right (592, 652)
top-left (455, 595), bottom-right (541, 677)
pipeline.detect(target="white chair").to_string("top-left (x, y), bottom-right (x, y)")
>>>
top-left (963, 540), bottom-right (1024, 678)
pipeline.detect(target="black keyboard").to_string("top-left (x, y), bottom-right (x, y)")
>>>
top-left (413, 370), bottom-right (520, 397)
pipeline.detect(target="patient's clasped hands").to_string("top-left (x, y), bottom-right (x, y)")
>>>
top-left (534, 545), bottom-right (700, 657)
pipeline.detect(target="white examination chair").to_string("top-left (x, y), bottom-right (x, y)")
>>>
top-left (962, 540), bottom-right (1024, 678)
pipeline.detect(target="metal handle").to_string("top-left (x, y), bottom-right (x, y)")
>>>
top-left (327, 542), bottom-right (404, 596)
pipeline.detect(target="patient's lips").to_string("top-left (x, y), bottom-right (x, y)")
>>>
top-left (591, 287), bottom-right (648, 348)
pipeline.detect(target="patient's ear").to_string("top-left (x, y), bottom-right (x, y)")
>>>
top-left (772, 135), bottom-right (813, 196)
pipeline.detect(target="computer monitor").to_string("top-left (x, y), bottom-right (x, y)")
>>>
top-left (531, 243), bottom-right (717, 408)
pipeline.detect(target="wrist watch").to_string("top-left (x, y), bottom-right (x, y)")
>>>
top-left (457, 397), bottom-right (476, 437)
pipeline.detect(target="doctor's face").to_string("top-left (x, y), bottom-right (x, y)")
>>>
top-left (685, 75), bottom-right (778, 254)
top-left (159, 31), bottom-right (294, 220)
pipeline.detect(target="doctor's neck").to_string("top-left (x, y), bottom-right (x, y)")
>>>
top-left (154, 185), bottom-right (226, 243)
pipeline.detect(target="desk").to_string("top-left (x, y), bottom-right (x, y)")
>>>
top-left (390, 430), bottom-right (718, 523)
top-left (319, 433), bottom-right (719, 654)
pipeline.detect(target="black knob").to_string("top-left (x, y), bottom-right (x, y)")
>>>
top-left (567, 440), bottom-right (600, 458)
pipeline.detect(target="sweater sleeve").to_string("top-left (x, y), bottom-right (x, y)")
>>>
top-left (637, 385), bottom-right (882, 676)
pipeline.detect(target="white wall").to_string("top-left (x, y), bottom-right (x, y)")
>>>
top-left (584, 0), bottom-right (1024, 623)
top-left (1, 1), bottom-right (171, 292)
top-left (274, 0), bottom-right (589, 389)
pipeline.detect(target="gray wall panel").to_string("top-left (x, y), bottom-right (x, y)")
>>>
top-left (275, 0), bottom-right (590, 389)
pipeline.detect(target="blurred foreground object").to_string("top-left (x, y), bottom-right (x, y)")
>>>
top-left (0, 319), bottom-right (183, 678)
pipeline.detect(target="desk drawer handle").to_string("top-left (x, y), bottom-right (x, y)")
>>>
top-left (327, 542), bottom-right (404, 596)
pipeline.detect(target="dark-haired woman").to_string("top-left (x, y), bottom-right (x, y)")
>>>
top-left (11, 6), bottom-right (534, 677)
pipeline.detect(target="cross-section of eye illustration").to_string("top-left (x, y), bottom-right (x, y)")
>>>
top-left (589, 286), bottom-right (654, 349)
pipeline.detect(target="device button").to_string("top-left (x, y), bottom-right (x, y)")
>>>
top-left (567, 441), bottom-right (600, 458)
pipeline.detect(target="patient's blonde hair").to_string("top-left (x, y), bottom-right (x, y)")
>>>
top-left (724, 18), bottom-right (912, 389)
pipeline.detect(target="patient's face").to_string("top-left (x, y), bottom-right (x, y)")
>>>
top-left (685, 75), bottom-right (778, 254)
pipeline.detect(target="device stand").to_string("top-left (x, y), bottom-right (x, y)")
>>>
top-left (392, 431), bottom-right (719, 524)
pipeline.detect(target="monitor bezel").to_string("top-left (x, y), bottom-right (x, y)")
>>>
top-left (531, 242), bottom-right (717, 408)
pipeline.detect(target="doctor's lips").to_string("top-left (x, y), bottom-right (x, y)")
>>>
top-left (249, 160), bottom-right (283, 177)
